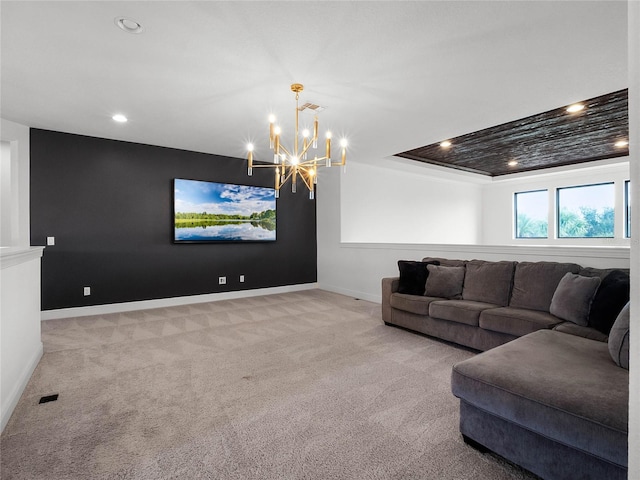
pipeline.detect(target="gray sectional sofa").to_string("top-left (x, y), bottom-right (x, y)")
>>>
top-left (381, 257), bottom-right (630, 480)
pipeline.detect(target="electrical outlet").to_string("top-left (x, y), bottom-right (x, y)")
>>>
top-left (83, 286), bottom-right (91, 296)
top-left (47, 236), bottom-right (55, 246)
top-left (239, 275), bottom-right (245, 283)
top-left (218, 276), bottom-right (226, 285)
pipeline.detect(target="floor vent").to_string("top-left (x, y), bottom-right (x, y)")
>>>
top-left (39, 394), bottom-right (59, 404)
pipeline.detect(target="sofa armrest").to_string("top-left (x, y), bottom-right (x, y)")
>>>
top-left (382, 277), bottom-right (400, 322)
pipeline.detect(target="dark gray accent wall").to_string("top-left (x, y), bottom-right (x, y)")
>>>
top-left (30, 129), bottom-right (317, 310)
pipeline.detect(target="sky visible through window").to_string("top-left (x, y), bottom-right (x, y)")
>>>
top-left (517, 190), bottom-right (547, 219)
top-left (557, 183), bottom-right (614, 212)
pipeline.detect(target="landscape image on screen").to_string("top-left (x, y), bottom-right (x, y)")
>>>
top-left (174, 178), bottom-right (276, 242)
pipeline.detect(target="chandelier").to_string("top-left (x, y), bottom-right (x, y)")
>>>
top-left (247, 83), bottom-right (347, 199)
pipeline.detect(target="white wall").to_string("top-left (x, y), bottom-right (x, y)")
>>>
top-left (1, 247), bottom-right (44, 432)
top-left (0, 120), bottom-right (42, 433)
top-left (627, 1), bottom-right (639, 475)
top-left (482, 161), bottom-right (631, 246)
top-left (316, 162), bottom-right (630, 304)
top-left (340, 159), bottom-right (483, 244)
top-left (1, 141), bottom-right (12, 246)
top-left (0, 119), bottom-right (31, 246)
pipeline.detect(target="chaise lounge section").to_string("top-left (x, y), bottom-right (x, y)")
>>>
top-left (451, 327), bottom-right (629, 480)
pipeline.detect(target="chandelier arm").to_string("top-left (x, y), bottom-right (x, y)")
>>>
top-left (298, 141), bottom-right (316, 160)
top-left (278, 145), bottom-right (292, 158)
top-left (298, 171), bottom-right (314, 191)
top-left (299, 156), bottom-right (327, 167)
top-left (248, 163), bottom-right (279, 169)
top-left (280, 168), bottom-right (295, 185)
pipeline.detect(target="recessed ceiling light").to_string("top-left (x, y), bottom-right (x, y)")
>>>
top-left (112, 114), bottom-right (128, 123)
top-left (566, 103), bottom-right (585, 113)
top-left (114, 17), bottom-right (144, 34)
top-left (507, 160), bottom-right (518, 167)
top-left (614, 140), bottom-right (629, 148)
top-left (440, 140), bottom-right (452, 148)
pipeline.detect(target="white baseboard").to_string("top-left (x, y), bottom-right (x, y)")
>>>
top-left (1, 342), bottom-right (43, 433)
top-left (318, 283), bottom-right (381, 304)
top-left (41, 283), bottom-right (319, 320)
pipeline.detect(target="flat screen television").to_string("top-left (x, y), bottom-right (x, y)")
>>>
top-left (173, 178), bottom-right (276, 243)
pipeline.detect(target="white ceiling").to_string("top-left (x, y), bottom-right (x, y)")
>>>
top-left (0, 1), bottom-right (628, 168)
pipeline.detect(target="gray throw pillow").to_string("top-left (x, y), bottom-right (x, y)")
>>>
top-left (549, 272), bottom-right (601, 326)
top-left (608, 301), bottom-right (630, 369)
top-left (424, 265), bottom-right (465, 299)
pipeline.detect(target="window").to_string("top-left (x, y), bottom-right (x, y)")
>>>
top-left (515, 190), bottom-right (548, 238)
top-left (557, 183), bottom-right (614, 238)
top-left (625, 180), bottom-right (631, 238)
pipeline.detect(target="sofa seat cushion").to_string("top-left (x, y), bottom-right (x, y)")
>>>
top-left (451, 330), bottom-right (628, 467)
top-left (479, 307), bottom-right (562, 337)
top-left (429, 300), bottom-right (499, 327)
top-left (553, 322), bottom-right (608, 342)
top-left (390, 293), bottom-right (441, 315)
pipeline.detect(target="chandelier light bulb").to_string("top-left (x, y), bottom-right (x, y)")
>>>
top-left (269, 115), bottom-right (276, 123)
top-left (247, 143), bottom-right (254, 174)
top-left (302, 129), bottom-right (310, 138)
top-left (340, 139), bottom-right (348, 148)
top-left (326, 131), bottom-right (332, 139)
top-left (291, 156), bottom-right (299, 165)
top-left (274, 126), bottom-right (281, 135)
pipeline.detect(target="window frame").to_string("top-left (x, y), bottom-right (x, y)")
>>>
top-left (625, 180), bottom-right (631, 238)
top-left (556, 182), bottom-right (615, 239)
top-left (514, 189), bottom-right (549, 239)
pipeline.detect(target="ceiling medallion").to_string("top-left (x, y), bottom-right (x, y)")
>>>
top-left (247, 84), bottom-right (347, 200)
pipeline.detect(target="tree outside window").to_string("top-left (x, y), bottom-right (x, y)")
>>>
top-left (557, 183), bottom-right (614, 238)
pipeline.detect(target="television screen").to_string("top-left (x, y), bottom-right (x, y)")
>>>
top-left (173, 178), bottom-right (276, 242)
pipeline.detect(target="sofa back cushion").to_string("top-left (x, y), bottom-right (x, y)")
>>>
top-left (422, 257), bottom-right (466, 267)
top-left (608, 301), bottom-right (630, 369)
top-left (509, 261), bottom-right (581, 312)
top-left (424, 265), bottom-right (465, 299)
top-left (462, 260), bottom-right (516, 306)
top-left (588, 270), bottom-right (630, 335)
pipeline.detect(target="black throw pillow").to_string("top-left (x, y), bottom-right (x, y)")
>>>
top-left (588, 270), bottom-right (630, 335)
top-left (397, 260), bottom-right (440, 295)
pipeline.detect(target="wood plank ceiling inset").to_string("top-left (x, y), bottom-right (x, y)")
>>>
top-left (395, 89), bottom-right (629, 176)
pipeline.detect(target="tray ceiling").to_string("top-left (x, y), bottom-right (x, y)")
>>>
top-left (395, 89), bottom-right (629, 176)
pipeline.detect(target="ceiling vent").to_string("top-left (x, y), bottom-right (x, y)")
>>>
top-left (298, 102), bottom-right (326, 113)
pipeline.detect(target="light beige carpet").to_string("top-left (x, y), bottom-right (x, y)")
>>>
top-left (1, 290), bottom-right (538, 479)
